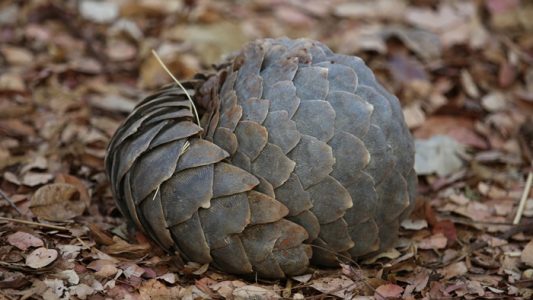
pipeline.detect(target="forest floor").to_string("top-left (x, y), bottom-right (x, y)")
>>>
top-left (1, 0), bottom-right (533, 299)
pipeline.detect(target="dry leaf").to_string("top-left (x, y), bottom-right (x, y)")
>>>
top-left (310, 276), bottom-right (357, 298)
top-left (79, 0), bottom-right (118, 23)
top-left (0, 73), bottom-right (25, 92)
top-left (233, 285), bottom-right (280, 300)
top-left (22, 172), bottom-right (54, 187)
top-left (69, 284), bottom-right (96, 299)
top-left (87, 259), bottom-right (119, 278)
top-left (415, 136), bottom-right (466, 177)
top-left (403, 103), bottom-right (426, 129)
top-left (55, 174), bottom-right (91, 207)
top-left (58, 270), bottom-right (80, 285)
top-left (440, 261), bottom-right (468, 279)
top-left (43, 279), bottom-right (67, 299)
top-left (102, 236), bottom-right (151, 259)
top-left (0, 46), bottom-right (34, 66)
top-left (7, 231), bottom-right (44, 251)
top-left (418, 233), bottom-right (448, 250)
top-left (482, 92), bottom-right (507, 112)
top-left (521, 240), bottom-right (533, 267)
top-left (157, 273), bottom-right (178, 284)
top-left (25, 248), bottom-right (58, 269)
top-left (30, 183), bottom-right (86, 221)
top-left (401, 218), bottom-right (428, 230)
top-left (0, 271), bottom-right (28, 289)
top-left (139, 279), bottom-right (182, 300)
top-left (375, 284), bottom-right (404, 300)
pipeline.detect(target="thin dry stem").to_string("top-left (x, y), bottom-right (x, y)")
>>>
top-left (513, 171), bottom-right (533, 225)
top-left (150, 49), bottom-right (202, 127)
top-left (0, 216), bottom-right (68, 230)
top-left (0, 189), bottom-right (22, 215)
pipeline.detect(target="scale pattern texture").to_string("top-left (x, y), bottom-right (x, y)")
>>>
top-left (105, 38), bottom-right (417, 278)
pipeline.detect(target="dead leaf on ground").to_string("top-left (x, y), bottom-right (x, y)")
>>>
top-left (87, 259), bottom-right (119, 278)
top-left (233, 285), bottom-right (280, 300)
top-left (418, 233), bottom-right (448, 250)
top-left (440, 261), bottom-right (468, 279)
top-left (415, 136), bottom-right (466, 177)
top-left (375, 283), bottom-right (404, 300)
top-left (25, 248), bottom-right (58, 269)
top-left (30, 183), bottom-right (86, 221)
top-left (7, 231), bottom-right (44, 251)
top-left (101, 236), bottom-right (151, 259)
top-left (310, 276), bottom-right (357, 298)
top-left (401, 218), bottom-right (428, 230)
top-left (521, 240), bottom-right (533, 267)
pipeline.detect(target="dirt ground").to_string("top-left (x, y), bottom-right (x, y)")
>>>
top-left (1, 0), bottom-right (533, 299)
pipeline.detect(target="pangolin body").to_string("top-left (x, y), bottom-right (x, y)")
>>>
top-left (105, 38), bottom-right (417, 278)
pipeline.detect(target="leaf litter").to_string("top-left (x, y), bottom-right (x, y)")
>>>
top-left (0, 0), bottom-right (533, 298)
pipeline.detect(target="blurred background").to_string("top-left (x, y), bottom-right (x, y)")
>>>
top-left (1, 0), bottom-right (532, 193)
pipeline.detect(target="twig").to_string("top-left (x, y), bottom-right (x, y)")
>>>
top-left (0, 189), bottom-right (23, 215)
top-left (513, 171), bottom-right (533, 225)
top-left (150, 50), bottom-right (202, 128)
top-left (0, 216), bottom-right (68, 231)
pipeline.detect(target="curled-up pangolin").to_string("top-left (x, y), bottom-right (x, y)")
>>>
top-left (105, 38), bottom-right (417, 279)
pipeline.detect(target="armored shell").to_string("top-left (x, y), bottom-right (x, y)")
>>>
top-left (105, 38), bottom-right (416, 278)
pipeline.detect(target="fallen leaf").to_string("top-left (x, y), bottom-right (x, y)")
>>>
top-left (482, 92), bottom-right (507, 112)
top-left (401, 218), bottom-right (428, 230)
top-left (79, 0), bottom-right (119, 23)
top-left (102, 236), bottom-right (151, 259)
top-left (334, 0), bottom-right (406, 19)
top-left (192, 263), bottom-right (210, 275)
top-left (89, 94), bottom-right (136, 113)
top-left (55, 174), bottom-right (91, 207)
top-left (30, 183), bottom-right (86, 221)
top-left (139, 279), bottom-right (182, 300)
top-left (382, 27), bottom-right (442, 61)
top-left (69, 284), bottom-right (95, 299)
top-left (7, 231), bottom-right (44, 251)
top-left (440, 261), bottom-right (468, 279)
top-left (292, 274), bottom-right (312, 283)
top-left (388, 54), bottom-right (429, 84)
top-left (57, 244), bottom-right (82, 259)
top-left (87, 259), bottom-right (119, 278)
top-left (43, 279), bottom-right (67, 299)
top-left (461, 69), bottom-right (480, 98)
top-left (432, 220), bottom-right (457, 245)
top-left (364, 248), bottom-right (402, 264)
top-left (25, 248), bottom-right (58, 269)
top-left (163, 21), bottom-right (248, 66)
top-left (123, 263), bottom-right (145, 279)
top-left (157, 273), bottom-right (178, 284)
top-left (418, 233), bottom-right (448, 250)
top-left (22, 172), bottom-right (54, 187)
top-left (0, 46), bottom-right (34, 66)
top-left (310, 276), bottom-right (358, 298)
top-left (403, 103), bottom-right (426, 129)
top-left (0, 73), bottom-right (25, 92)
top-left (106, 40), bottom-right (137, 62)
top-left (233, 285), bottom-right (280, 300)
top-left (211, 281), bottom-right (244, 299)
top-left (521, 240), bottom-right (533, 267)
top-left (415, 136), bottom-right (466, 177)
top-left (58, 270), bottom-right (80, 285)
top-left (375, 283), bottom-right (404, 300)
top-left (0, 271), bottom-right (28, 289)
